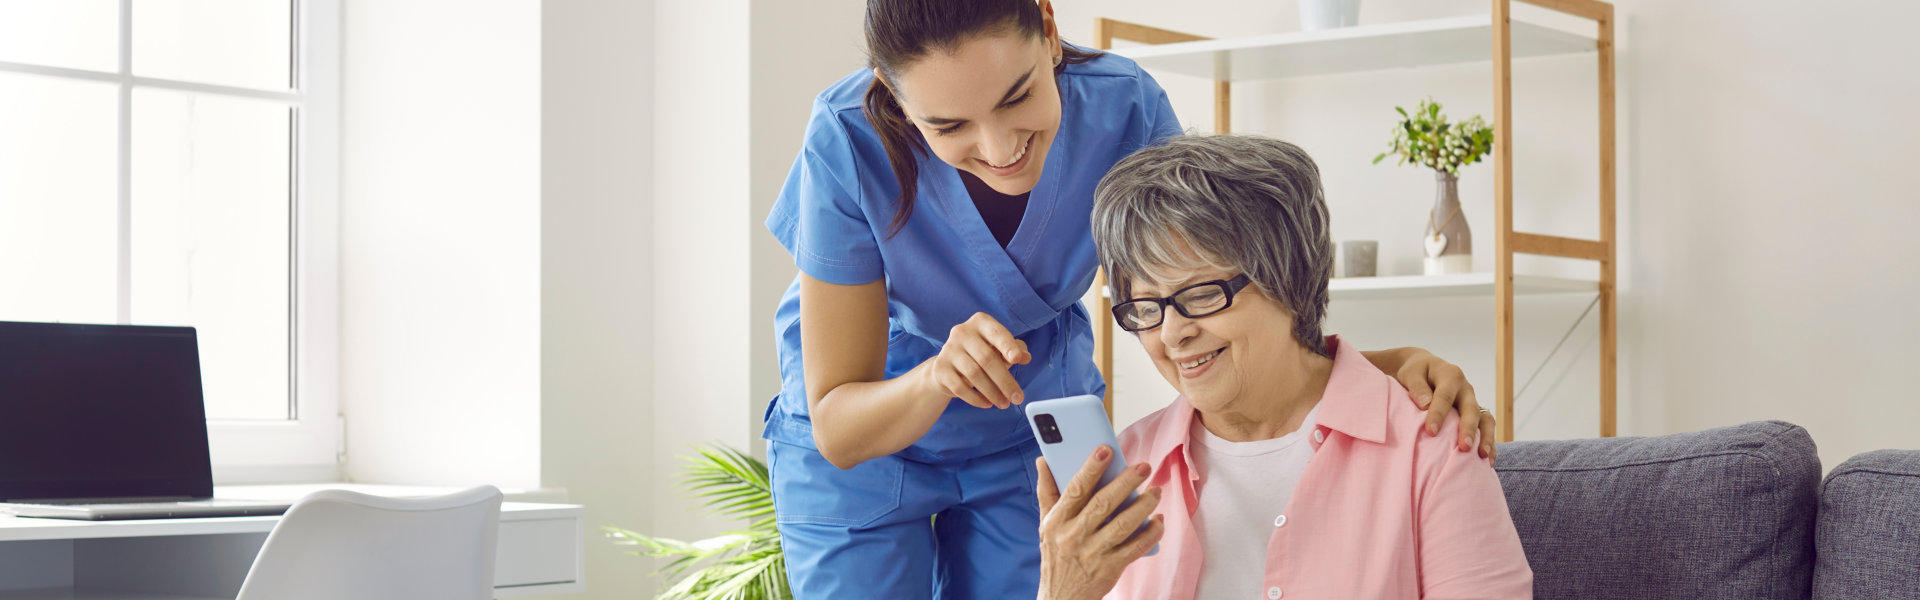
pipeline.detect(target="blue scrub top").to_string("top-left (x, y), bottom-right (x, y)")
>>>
top-left (765, 52), bottom-right (1181, 465)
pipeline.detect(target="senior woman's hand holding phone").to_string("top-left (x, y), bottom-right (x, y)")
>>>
top-left (1034, 446), bottom-right (1164, 600)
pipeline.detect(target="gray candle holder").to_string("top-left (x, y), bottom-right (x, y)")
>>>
top-left (1342, 240), bottom-right (1378, 278)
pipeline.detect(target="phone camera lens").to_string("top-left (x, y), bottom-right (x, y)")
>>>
top-left (1035, 414), bottom-right (1063, 444)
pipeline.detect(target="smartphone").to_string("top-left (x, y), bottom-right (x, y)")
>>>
top-left (1026, 394), bottom-right (1157, 556)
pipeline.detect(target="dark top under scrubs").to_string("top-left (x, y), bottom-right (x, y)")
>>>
top-left (959, 170), bottom-right (1029, 248)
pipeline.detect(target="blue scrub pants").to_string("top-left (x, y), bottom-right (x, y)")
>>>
top-left (770, 440), bottom-right (1045, 599)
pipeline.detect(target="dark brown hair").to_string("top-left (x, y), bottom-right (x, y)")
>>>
top-left (863, 0), bottom-right (1101, 237)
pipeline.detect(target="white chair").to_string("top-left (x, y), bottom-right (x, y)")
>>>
top-left (235, 485), bottom-right (504, 600)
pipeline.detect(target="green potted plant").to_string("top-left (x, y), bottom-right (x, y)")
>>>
top-left (1373, 98), bottom-right (1495, 275)
top-left (606, 445), bottom-right (789, 600)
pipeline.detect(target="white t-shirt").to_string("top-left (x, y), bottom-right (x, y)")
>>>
top-left (1189, 404), bottom-right (1319, 600)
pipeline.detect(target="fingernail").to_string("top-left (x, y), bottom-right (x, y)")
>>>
top-left (1095, 446), bottom-right (1110, 460)
top-left (1148, 485), bottom-right (1163, 497)
top-left (1135, 463), bottom-right (1150, 476)
top-left (1014, 392), bottom-right (1025, 404)
top-left (1428, 424), bottom-right (1439, 435)
top-left (1418, 395), bottom-right (1431, 408)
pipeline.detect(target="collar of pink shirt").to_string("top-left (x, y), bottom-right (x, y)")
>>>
top-left (1109, 334), bottom-right (1533, 600)
top-left (1125, 335), bottom-right (1390, 493)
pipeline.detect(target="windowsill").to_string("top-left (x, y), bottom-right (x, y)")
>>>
top-left (215, 483), bottom-right (569, 504)
top-left (212, 463), bottom-right (342, 487)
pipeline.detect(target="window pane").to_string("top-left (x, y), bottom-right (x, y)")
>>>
top-left (134, 0), bottom-right (292, 90)
top-left (0, 0), bottom-right (118, 71)
top-left (0, 72), bottom-right (118, 324)
top-left (133, 89), bottom-right (291, 421)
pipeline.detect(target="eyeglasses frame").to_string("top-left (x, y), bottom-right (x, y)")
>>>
top-left (1109, 274), bottom-right (1254, 332)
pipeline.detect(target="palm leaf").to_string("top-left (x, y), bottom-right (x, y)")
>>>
top-left (681, 446), bottom-right (775, 522)
top-left (606, 444), bottom-right (789, 600)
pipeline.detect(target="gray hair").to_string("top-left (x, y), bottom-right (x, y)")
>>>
top-left (1091, 134), bottom-right (1333, 358)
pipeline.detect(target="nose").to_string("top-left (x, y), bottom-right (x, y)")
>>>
top-left (979, 122), bottom-right (1023, 165)
top-left (1158, 307), bottom-right (1197, 351)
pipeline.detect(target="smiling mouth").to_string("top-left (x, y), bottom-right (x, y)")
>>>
top-left (1177, 348), bottom-right (1225, 369)
top-left (980, 134), bottom-right (1034, 173)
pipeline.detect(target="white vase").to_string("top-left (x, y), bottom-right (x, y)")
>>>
top-left (1422, 171), bottom-right (1473, 275)
top-left (1299, 0), bottom-right (1361, 31)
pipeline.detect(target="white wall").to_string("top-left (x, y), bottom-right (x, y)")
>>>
top-left (539, 0), bottom-right (657, 598)
top-left (1057, 0), bottom-right (1920, 464)
top-left (340, 0), bottom-right (543, 488)
top-left (1615, 0), bottom-right (1920, 466)
top-left (646, 0), bottom-right (758, 550)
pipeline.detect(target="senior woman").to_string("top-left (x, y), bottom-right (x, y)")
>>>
top-left (1035, 135), bottom-right (1532, 600)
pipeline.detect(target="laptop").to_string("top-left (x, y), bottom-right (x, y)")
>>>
top-left (0, 321), bottom-right (290, 520)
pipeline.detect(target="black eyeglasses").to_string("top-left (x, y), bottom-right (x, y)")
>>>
top-left (1111, 274), bottom-right (1253, 332)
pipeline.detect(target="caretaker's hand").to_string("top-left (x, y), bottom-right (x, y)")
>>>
top-left (923, 312), bottom-right (1030, 409)
top-left (1367, 347), bottom-right (1498, 460)
top-left (1035, 447), bottom-right (1163, 600)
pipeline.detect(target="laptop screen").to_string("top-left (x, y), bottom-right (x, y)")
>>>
top-left (0, 321), bottom-right (214, 501)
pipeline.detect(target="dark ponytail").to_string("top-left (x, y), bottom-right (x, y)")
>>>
top-left (863, 0), bottom-right (1102, 238)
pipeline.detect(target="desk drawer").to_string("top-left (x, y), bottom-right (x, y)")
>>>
top-left (495, 517), bottom-right (580, 589)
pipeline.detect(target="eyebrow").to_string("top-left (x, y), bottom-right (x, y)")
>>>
top-left (917, 65), bottom-right (1036, 126)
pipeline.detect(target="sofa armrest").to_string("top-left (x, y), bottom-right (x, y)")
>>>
top-left (1813, 449), bottom-right (1920, 600)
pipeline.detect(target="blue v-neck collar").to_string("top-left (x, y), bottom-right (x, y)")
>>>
top-left (925, 127), bottom-right (1070, 335)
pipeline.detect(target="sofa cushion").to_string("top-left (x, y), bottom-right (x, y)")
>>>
top-left (1813, 449), bottom-right (1920, 599)
top-left (1493, 420), bottom-right (1821, 600)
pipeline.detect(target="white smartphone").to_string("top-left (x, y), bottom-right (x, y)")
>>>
top-left (1026, 394), bottom-right (1157, 555)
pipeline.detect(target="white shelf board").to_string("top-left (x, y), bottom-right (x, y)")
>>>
top-left (1329, 273), bottom-right (1595, 301)
top-left (1110, 14), bottom-right (1596, 82)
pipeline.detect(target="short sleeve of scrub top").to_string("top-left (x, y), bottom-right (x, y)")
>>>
top-left (767, 103), bottom-right (883, 286)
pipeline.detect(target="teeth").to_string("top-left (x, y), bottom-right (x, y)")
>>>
top-left (989, 137), bottom-right (1028, 168)
top-left (1179, 349), bottom-right (1220, 369)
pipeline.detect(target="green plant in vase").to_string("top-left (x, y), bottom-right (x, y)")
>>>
top-left (606, 445), bottom-right (789, 600)
top-left (1373, 98), bottom-right (1494, 275)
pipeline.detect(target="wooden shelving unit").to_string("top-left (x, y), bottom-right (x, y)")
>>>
top-left (1089, 0), bottom-right (1618, 442)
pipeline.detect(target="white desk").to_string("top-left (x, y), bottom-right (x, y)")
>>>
top-left (0, 484), bottom-right (585, 599)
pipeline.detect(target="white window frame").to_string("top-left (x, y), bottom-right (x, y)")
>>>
top-left (0, 0), bottom-right (341, 482)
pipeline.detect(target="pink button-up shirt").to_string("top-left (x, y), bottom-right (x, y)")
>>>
top-left (1108, 336), bottom-right (1533, 600)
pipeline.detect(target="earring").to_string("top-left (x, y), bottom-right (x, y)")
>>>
top-left (1053, 53), bottom-right (1063, 67)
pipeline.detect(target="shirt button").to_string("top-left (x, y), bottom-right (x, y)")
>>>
top-left (1267, 586), bottom-right (1284, 599)
top-left (1311, 429), bottom-right (1326, 443)
top-left (1273, 514), bottom-right (1287, 527)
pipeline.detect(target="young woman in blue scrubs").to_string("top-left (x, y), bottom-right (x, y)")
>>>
top-left (764, 1), bottom-right (1500, 597)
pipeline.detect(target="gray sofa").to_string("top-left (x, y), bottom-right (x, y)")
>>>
top-left (1494, 421), bottom-right (1920, 599)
